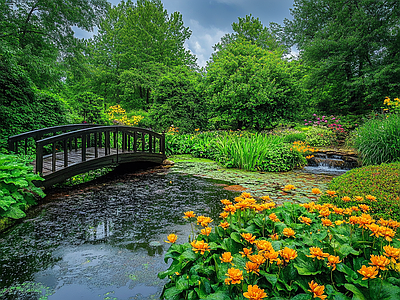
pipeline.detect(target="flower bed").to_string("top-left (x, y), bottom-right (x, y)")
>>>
top-left (159, 191), bottom-right (400, 300)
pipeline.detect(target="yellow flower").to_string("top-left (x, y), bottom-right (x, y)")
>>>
top-left (341, 196), bottom-right (351, 202)
top-left (224, 267), bottom-right (243, 285)
top-left (241, 233), bottom-right (256, 244)
top-left (369, 254), bottom-right (390, 270)
top-left (335, 220), bottom-right (345, 226)
top-left (219, 212), bottom-right (229, 219)
top-left (279, 247), bottom-right (298, 263)
top-left (312, 188), bottom-right (322, 195)
top-left (366, 195), bottom-right (377, 202)
top-left (321, 218), bottom-right (334, 227)
top-left (308, 280), bottom-right (327, 300)
top-left (241, 192), bottom-right (252, 198)
top-left (183, 211), bottom-right (196, 219)
top-left (333, 207), bottom-right (344, 215)
top-left (223, 205), bottom-right (237, 214)
top-left (307, 247), bottom-right (329, 260)
top-left (220, 252), bottom-right (233, 264)
top-left (354, 196), bottom-right (364, 202)
top-left (219, 221), bottom-right (230, 230)
top-left (195, 128), bottom-right (200, 131)
top-left (197, 216), bottom-right (213, 227)
top-left (367, 223), bottom-right (383, 238)
top-left (256, 240), bottom-right (274, 253)
top-left (165, 234), bottom-right (177, 244)
top-left (269, 233), bottom-right (279, 240)
top-left (383, 245), bottom-right (400, 263)
top-left (201, 227), bottom-right (212, 236)
top-left (318, 208), bottom-right (331, 218)
top-left (243, 285), bottom-right (268, 300)
top-left (239, 247), bottom-right (253, 257)
top-left (261, 195), bottom-right (271, 202)
top-left (249, 254), bottom-right (266, 266)
top-left (283, 227), bottom-right (296, 238)
top-left (358, 265), bottom-right (379, 280)
top-left (269, 213), bottom-right (281, 222)
top-left (300, 216), bottom-right (312, 225)
top-left (326, 190), bottom-right (337, 197)
top-left (245, 262), bottom-right (260, 275)
top-left (191, 240), bottom-right (211, 255)
top-left (327, 255), bottom-right (341, 271)
top-left (221, 199), bottom-right (232, 205)
top-left (283, 184), bottom-right (296, 191)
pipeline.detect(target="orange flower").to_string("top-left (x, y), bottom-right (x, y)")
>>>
top-left (264, 250), bottom-right (280, 263)
top-left (308, 280), bottom-right (327, 300)
top-left (383, 245), bottom-right (400, 263)
top-left (165, 234), bottom-right (177, 244)
top-left (283, 227), bottom-right (296, 238)
top-left (359, 204), bottom-right (370, 212)
top-left (369, 254), bottom-right (390, 270)
top-left (241, 233), bottom-right (256, 244)
top-left (300, 216), bottom-right (312, 225)
top-left (341, 196), bottom-right (351, 202)
top-left (269, 213), bottom-right (281, 222)
top-left (219, 221), bottom-right (230, 230)
top-left (236, 201), bottom-right (251, 210)
top-left (269, 233), bottom-right (279, 240)
top-left (366, 195), bottom-right (377, 202)
top-left (378, 218), bottom-right (389, 226)
top-left (335, 220), bottom-right (345, 226)
top-left (221, 199), bottom-right (232, 205)
top-left (220, 252), bottom-right (233, 264)
top-left (239, 247), bottom-right (253, 257)
top-left (261, 195), bottom-right (271, 202)
top-left (225, 267), bottom-right (243, 285)
top-left (321, 218), bottom-right (334, 227)
top-left (354, 196), bottom-right (364, 202)
top-left (307, 247), bottom-right (329, 260)
top-left (191, 240), bottom-right (211, 255)
top-left (224, 205), bottom-right (237, 214)
top-left (183, 211), bottom-right (196, 219)
top-left (327, 255), bottom-right (341, 270)
top-left (201, 227), bottom-right (212, 236)
top-left (333, 207), bottom-right (344, 215)
top-left (261, 202), bottom-right (276, 210)
top-left (284, 184), bottom-right (296, 191)
top-left (279, 247), bottom-right (298, 263)
top-left (312, 188), bottom-right (322, 195)
top-left (243, 285), bottom-right (267, 300)
top-left (358, 265), bottom-right (379, 280)
top-left (219, 212), bottom-right (229, 219)
top-left (197, 216), bottom-right (213, 227)
top-left (241, 192), bottom-right (252, 198)
top-left (256, 240), bottom-right (274, 253)
top-left (367, 223), bottom-right (383, 238)
top-left (388, 219), bottom-right (400, 229)
top-left (318, 208), bottom-right (331, 218)
top-left (301, 202), bottom-right (316, 212)
top-left (326, 190), bottom-right (337, 197)
top-left (357, 214), bottom-right (374, 229)
top-left (245, 262), bottom-right (260, 275)
top-left (249, 254), bottom-right (266, 266)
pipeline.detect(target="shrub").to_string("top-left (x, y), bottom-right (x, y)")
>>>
top-left (354, 114), bottom-right (400, 165)
top-left (305, 126), bottom-right (335, 147)
top-left (282, 132), bottom-right (307, 143)
top-left (159, 191), bottom-right (400, 300)
top-left (319, 162), bottom-right (400, 221)
top-left (0, 154), bottom-right (45, 219)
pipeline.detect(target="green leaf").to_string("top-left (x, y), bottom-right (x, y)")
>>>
top-left (179, 249), bottom-right (197, 262)
top-left (294, 253), bottom-right (322, 275)
top-left (344, 284), bottom-right (366, 300)
top-left (230, 232), bottom-right (242, 243)
top-left (338, 244), bottom-right (359, 257)
top-left (369, 279), bottom-right (400, 300)
top-left (203, 290), bottom-right (230, 300)
top-left (336, 263), bottom-right (358, 283)
top-left (259, 271), bottom-right (277, 288)
top-left (0, 195), bottom-right (17, 211)
top-left (289, 294), bottom-right (312, 300)
top-left (3, 204), bottom-right (26, 219)
top-left (163, 286), bottom-right (182, 299)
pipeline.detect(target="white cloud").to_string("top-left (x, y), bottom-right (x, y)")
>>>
top-left (185, 19), bottom-right (228, 68)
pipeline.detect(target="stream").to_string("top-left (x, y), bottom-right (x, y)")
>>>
top-left (0, 156), bottom-right (341, 300)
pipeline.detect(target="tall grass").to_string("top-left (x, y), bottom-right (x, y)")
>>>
top-left (354, 114), bottom-right (400, 165)
top-left (216, 133), bottom-right (289, 171)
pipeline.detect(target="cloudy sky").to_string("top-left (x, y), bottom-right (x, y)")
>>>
top-left (75, 0), bottom-right (295, 67)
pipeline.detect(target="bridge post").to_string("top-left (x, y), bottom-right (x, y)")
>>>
top-left (161, 133), bottom-right (165, 155)
top-left (36, 142), bottom-right (43, 175)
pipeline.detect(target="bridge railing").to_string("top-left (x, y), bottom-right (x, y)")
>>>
top-left (35, 126), bottom-right (165, 175)
top-left (8, 124), bottom-right (101, 155)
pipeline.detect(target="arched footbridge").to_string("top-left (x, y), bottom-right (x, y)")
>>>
top-left (8, 124), bottom-right (166, 187)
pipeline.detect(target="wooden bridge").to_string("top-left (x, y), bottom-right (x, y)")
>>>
top-left (8, 124), bottom-right (166, 187)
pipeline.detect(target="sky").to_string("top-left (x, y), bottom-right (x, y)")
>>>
top-left (74, 0), bottom-right (295, 67)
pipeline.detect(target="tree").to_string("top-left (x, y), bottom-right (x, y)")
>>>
top-left (87, 0), bottom-right (196, 107)
top-left (214, 14), bottom-right (284, 52)
top-left (277, 0), bottom-right (400, 113)
top-left (204, 39), bottom-right (303, 130)
top-left (73, 92), bottom-right (107, 124)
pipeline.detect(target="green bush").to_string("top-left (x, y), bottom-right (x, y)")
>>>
top-left (159, 192), bottom-right (400, 300)
top-left (282, 132), bottom-right (307, 143)
top-left (305, 126), bottom-right (335, 147)
top-left (354, 114), bottom-right (400, 165)
top-left (319, 162), bottom-right (400, 221)
top-left (0, 154), bottom-right (45, 219)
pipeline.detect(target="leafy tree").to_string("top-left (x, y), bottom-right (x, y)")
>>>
top-left (214, 14), bottom-right (284, 52)
top-left (87, 0), bottom-right (196, 107)
top-left (73, 92), bottom-right (107, 124)
top-left (276, 0), bottom-right (400, 113)
top-left (204, 39), bottom-right (303, 130)
top-left (148, 65), bottom-right (205, 132)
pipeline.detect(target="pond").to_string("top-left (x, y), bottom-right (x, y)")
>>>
top-left (0, 157), bottom-right (339, 299)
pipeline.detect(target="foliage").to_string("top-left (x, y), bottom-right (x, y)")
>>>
top-left (159, 191), bottom-right (400, 300)
top-left (205, 39), bottom-right (304, 130)
top-left (72, 92), bottom-right (107, 124)
top-left (148, 65), bottom-right (206, 133)
top-left (276, 0), bottom-right (400, 114)
top-left (215, 133), bottom-right (306, 172)
top-left (320, 162), bottom-right (400, 221)
top-left (281, 132), bottom-right (307, 144)
top-left (304, 126), bottom-right (335, 147)
top-left (354, 114), bottom-right (400, 165)
top-left (108, 104), bottom-right (143, 126)
top-left (0, 154), bottom-right (45, 219)
top-left (384, 97), bottom-right (400, 115)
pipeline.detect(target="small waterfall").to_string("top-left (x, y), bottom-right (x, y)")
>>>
top-left (304, 151), bottom-right (358, 175)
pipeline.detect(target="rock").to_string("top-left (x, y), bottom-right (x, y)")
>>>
top-left (162, 159), bottom-right (175, 166)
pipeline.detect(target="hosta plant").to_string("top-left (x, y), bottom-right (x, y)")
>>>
top-left (0, 154), bottom-right (45, 219)
top-left (159, 190), bottom-right (400, 300)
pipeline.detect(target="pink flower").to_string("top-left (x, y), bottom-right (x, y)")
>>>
top-left (313, 114), bottom-right (317, 116)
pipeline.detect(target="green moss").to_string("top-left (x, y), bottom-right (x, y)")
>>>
top-left (319, 162), bottom-right (400, 221)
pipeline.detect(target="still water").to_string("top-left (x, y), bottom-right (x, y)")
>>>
top-left (0, 170), bottom-right (239, 300)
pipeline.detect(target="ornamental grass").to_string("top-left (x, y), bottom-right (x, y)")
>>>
top-left (159, 190), bottom-right (400, 300)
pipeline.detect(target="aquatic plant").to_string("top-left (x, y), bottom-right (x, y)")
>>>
top-left (159, 190), bottom-right (400, 300)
